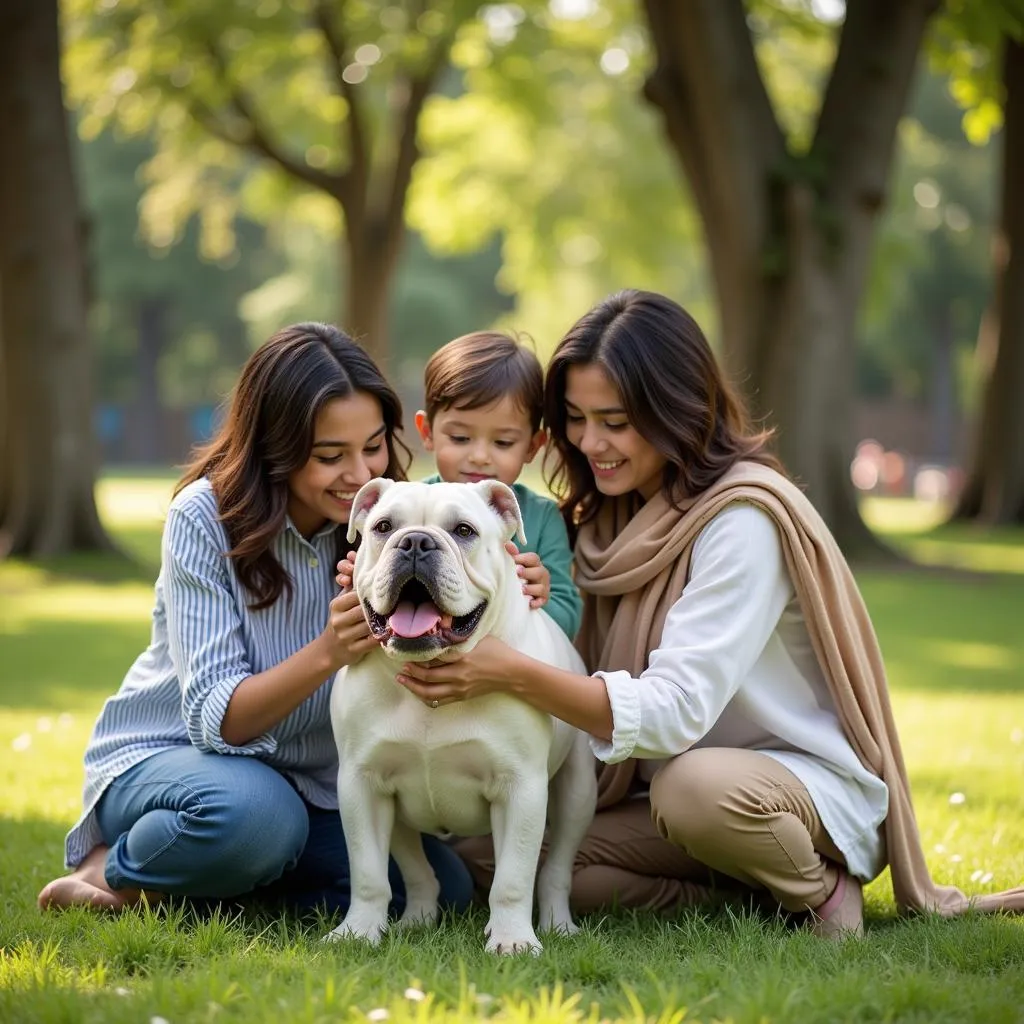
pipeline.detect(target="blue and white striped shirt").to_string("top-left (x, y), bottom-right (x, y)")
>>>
top-left (65, 478), bottom-right (343, 868)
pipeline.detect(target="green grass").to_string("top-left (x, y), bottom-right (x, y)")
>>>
top-left (1, 482), bottom-right (1023, 1023)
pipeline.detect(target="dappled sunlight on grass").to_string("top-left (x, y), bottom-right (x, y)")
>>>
top-left (864, 496), bottom-right (1024, 574)
top-left (1, 584), bottom-right (155, 629)
top-left (928, 639), bottom-right (1016, 671)
top-left (859, 571), bottom-right (1024, 695)
top-left (862, 496), bottom-right (949, 535)
top-left (885, 690), bottom-right (1024, 895)
top-left (96, 474), bottom-right (176, 527)
top-left (0, 709), bottom-right (93, 826)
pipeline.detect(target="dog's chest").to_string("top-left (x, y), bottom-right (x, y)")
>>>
top-left (336, 681), bottom-right (553, 835)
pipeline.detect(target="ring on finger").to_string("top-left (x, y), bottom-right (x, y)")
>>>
top-left (430, 699), bottom-right (439, 709)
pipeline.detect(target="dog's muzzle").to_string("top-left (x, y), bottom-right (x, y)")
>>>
top-left (364, 531), bottom-right (487, 651)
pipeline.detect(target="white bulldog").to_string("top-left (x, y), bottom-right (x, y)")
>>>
top-left (326, 478), bottom-right (596, 954)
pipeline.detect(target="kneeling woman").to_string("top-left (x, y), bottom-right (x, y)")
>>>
top-left (38, 323), bottom-right (473, 916)
top-left (397, 290), bottom-right (1023, 937)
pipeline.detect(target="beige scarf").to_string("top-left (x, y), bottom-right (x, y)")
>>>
top-left (573, 460), bottom-right (1024, 916)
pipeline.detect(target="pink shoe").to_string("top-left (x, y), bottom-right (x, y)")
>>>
top-left (809, 868), bottom-right (864, 940)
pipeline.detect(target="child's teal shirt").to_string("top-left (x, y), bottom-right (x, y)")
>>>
top-left (424, 474), bottom-right (582, 641)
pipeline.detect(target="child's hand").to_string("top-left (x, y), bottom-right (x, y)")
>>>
top-left (505, 541), bottom-right (550, 609)
top-left (336, 551), bottom-right (357, 592)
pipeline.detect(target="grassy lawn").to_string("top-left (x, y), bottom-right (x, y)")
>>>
top-left (1, 479), bottom-right (1022, 1023)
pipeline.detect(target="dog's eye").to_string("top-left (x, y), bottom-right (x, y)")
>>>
top-left (372, 518), bottom-right (392, 535)
top-left (453, 522), bottom-right (476, 539)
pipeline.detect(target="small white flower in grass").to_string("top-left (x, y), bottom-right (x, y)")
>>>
top-left (1010, 728), bottom-right (1022, 744)
top-left (951, 854), bottom-right (963, 863)
top-left (37, 716), bottom-right (52, 732)
top-left (980, 871), bottom-right (994, 884)
top-left (934, 843), bottom-right (946, 853)
top-left (971, 870), bottom-right (983, 883)
top-left (367, 1009), bottom-right (389, 1021)
top-left (404, 988), bottom-right (425, 1002)
top-left (114, 987), bottom-right (130, 996)
top-left (475, 994), bottom-right (495, 1006)
top-left (151, 1017), bottom-right (171, 1024)
top-left (949, 792), bottom-right (966, 806)
top-left (12, 733), bottom-right (31, 751)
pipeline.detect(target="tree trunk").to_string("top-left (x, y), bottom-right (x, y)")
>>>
top-left (641, 0), bottom-right (938, 558)
top-left (953, 38), bottom-right (1024, 525)
top-left (341, 216), bottom-right (404, 373)
top-left (0, 0), bottom-right (113, 557)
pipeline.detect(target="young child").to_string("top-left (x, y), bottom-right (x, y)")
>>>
top-left (338, 332), bottom-right (582, 641)
top-left (415, 331), bottom-right (582, 641)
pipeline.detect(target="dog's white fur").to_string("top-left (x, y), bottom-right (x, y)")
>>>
top-left (326, 478), bottom-right (596, 954)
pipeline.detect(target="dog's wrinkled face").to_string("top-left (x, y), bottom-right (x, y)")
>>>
top-left (347, 479), bottom-right (527, 661)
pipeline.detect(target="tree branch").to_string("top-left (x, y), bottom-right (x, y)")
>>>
top-left (311, 1), bottom-right (368, 208)
top-left (199, 38), bottom-right (342, 196)
top-left (812, 0), bottom-right (940, 212)
top-left (640, 0), bottom-right (787, 262)
top-left (381, 38), bottom-right (451, 249)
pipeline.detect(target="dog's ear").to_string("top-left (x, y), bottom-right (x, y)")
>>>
top-left (474, 481), bottom-right (527, 545)
top-left (347, 478), bottom-right (393, 543)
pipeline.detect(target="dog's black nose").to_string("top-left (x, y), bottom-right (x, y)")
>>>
top-left (397, 531), bottom-right (438, 555)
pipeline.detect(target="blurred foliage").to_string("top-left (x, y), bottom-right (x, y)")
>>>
top-left (63, 0), bottom-right (486, 261)
top-left (77, 125), bottom-right (511, 412)
top-left (928, 0), bottom-right (1024, 142)
top-left (78, 129), bottom-right (268, 408)
top-left (409, 0), bottom-right (713, 356)
top-left (60, 0), bottom-right (1024, 458)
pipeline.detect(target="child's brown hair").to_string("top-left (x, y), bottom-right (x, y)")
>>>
top-left (423, 331), bottom-right (544, 431)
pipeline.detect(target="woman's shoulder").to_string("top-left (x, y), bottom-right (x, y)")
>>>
top-left (167, 477), bottom-right (222, 529)
top-left (695, 501), bottom-right (781, 557)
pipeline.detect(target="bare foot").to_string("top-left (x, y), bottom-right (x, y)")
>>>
top-left (37, 845), bottom-right (144, 912)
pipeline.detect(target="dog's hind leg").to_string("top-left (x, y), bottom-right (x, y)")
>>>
top-left (390, 819), bottom-right (441, 931)
top-left (325, 768), bottom-right (394, 945)
top-left (536, 733), bottom-right (597, 935)
top-left (484, 772), bottom-right (548, 955)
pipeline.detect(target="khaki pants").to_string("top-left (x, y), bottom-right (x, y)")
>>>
top-left (455, 748), bottom-right (846, 915)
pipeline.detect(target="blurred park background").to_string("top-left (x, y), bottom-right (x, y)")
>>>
top-left (4, 5), bottom-right (1024, 1018)
top-left (1, 0), bottom-right (1023, 562)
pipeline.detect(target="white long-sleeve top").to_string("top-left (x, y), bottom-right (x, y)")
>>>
top-left (589, 502), bottom-right (889, 881)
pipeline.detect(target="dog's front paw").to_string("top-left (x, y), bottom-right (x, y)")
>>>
top-left (323, 912), bottom-right (388, 946)
top-left (484, 921), bottom-right (543, 956)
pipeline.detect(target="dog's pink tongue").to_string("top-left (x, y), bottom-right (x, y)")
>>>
top-left (389, 600), bottom-right (442, 638)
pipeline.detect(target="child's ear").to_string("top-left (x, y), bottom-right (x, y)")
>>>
top-left (414, 410), bottom-right (434, 450)
top-left (524, 428), bottom-right (547, 464)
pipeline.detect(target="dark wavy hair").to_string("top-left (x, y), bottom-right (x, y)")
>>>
top-left (544, 290), bottom-right (782, 538)
top-left (175, 322), bottom-right (410, 608)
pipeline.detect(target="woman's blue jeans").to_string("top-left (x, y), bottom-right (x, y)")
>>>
top-left (94, 747), bottom-right (474, 916)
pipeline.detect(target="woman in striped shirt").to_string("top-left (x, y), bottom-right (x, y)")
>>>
top-left (38, 322), bottom-right (473, 917)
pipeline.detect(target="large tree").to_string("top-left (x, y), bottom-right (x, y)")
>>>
top-left (954, 37), bottom-right (1024, 523)
top-left (0, 0), bottom-right (112, 557)
top-left (639, 0), bottom-right (942, 554)
top-left (64, 0), bottom-right (485, 367)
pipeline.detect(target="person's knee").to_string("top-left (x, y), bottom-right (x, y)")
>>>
top-left (186, 773), bottom-right (309, 895)
top-left (650, 750), bottom-right (733, 855)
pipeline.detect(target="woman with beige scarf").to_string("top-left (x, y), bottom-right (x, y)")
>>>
top-left (397, 290), bottom-right (1023, 938)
